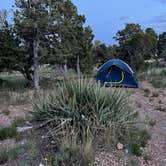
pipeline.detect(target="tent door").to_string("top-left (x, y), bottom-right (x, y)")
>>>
top-left (104, 67), bottom-right (124, 86)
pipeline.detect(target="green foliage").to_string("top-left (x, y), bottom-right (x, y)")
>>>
top-left (31, 78), bottom-right (151, 164)
top-left (0, 144), bottom-right (31, 165)
top-left (130, 144), bottom-right (142, 156)
top-left (149, 69), bottom-right (166, 88)
top-left (128, 129), bottom-right (150, 156)
top-left (137, 68), bottom-right (166, 88)
top-left (12, 118), bottom-right (25, 127)
top-left (150, 79), bottom-right (166, 88)
top-left (114, 23), bottom-right (143, 44)
top-left (32, 79), bottom-right (137, 143)
top-left (47, 139), bottom-right (94, 166)
top-left (145, 28), bottom-right (158, 59)
top-left (0, 75), bottom-right (28, 91)
top-left (32, 78), bottom-right (144, 164)
top-left (148, 119), bottom-right (156, 126)
top-left (158, 32), bottom-right (166, 60)
top-left (0, 149), bottom-right (8, 165)
top-left (139, 129), bottom-right (151, 147)
top-left (114, 24), bottom-right (158, 71)
top-left (0, 117), bottom-right (25, 140)
top-left (13, 0), bottom-right (94, 83)
top-left (0, 13), bottom-right (20, 73)
top-left (0, 126), bottom-right (17, 140)
top-left (143, 88), bottom-right (151, 97)
top-left (92, 40), bottom-right (116, 67)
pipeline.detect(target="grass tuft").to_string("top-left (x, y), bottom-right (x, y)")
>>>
top-left (0, 126), bottom-right (17, 140)
top-left (0, 149), bottom-right (8, 165)
top-left (0, 144), bottom-right (31, 165)
top-left (130, 143), bottom-right (142, 156)
top-left (0, 118), bottom-right (24, 140)
top-left (128, 129), bottom-right (150, 156)
top-left (143, 88), bottom-right (151, 97)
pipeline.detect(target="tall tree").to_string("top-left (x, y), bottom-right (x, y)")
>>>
top-left (49, 0), bottom-right (94, 74)
top-left (77, 26), bottom-right (94, 74)
top-left (0, 9), bottom-right (8, 27)
top-left (93, 41), bottom-right (109, 66)
top-left (145, 28), bottom-right (158, 59)
top-left (0, 10), bottom-right (20, 74)
top-left (114, 24), bottom-right (158, 70)
top-left (158, 32), bottom-right (166, 60)
top-left (14, 0), bottom-right (51, 90)
top-left (14, 0), bottom-right (94, 83)
top-left (114, 23), bottom-right (144, 68)
top-left (114, 23), bottom-right (143, 45)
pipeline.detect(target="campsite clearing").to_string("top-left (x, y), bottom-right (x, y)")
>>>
top-left (0, 80), bottom-right (166, 166)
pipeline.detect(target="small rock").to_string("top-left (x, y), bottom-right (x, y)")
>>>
top-left (125, 149), bottom-right (129, 154)
top-left (117, 143), bottom-right (124, 150)
top-left (39, 163), bottom-right (44, 166)
top-left (41, 135), bottom-right (47, 139)
top-left (16, 126), bottom-right (33, 132)
top-left (19, 139), bottom-right (27, 145)
top-left (51, 140), bottom-right (55, 144)
top-left (25, 121), bottom-right (31, 125)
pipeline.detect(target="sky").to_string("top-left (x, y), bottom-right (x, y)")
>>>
top-left (1, 0), bottom-right (166, 44)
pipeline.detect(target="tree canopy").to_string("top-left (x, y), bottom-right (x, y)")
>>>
top-left (0, 2), bottom-right (166, 89)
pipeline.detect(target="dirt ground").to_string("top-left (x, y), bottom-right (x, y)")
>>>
top-left (95, 82), bottom-right (166, 166)
top-left (0, 82), bottom-right (166, 166)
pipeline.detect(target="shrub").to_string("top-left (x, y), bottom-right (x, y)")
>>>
top-left (32, 79), bottom-right (146, 164)
top-left (130, 143), bottom-right (142, 156)
top-left (0, 144), bottom-right (31, 165)
top-left (143, 68), bottom-right (166, 88)
top-left (137, 68), bottom-right (166, 88)
top-left (1, 109), bottom-right (10, 115)
top-left (0, 75), bottom-right (28, 91)
top-left (0, 126), bottom-right (17, 140)
top-left (128, 129), bottom-right (150, 156)
top-left (0, 117), bottom-right (26, 140)
top-left (33, 79), bottom-right (137, 142)
top-left (0, 149), bottom-right (8, 165)
top-left (148, 119), bottom-right (156, 126)
top-left (150, 79), bottom-right (166, 89)
top-left (47, 137), bottom-right (94, 166)
top-left (143, 88), bottom-right (150, 97)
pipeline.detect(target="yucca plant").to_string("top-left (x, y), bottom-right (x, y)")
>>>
top-left (32, 78), bottom-right (137, 144)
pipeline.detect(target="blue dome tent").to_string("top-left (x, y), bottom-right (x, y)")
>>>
top-left (96, 59), bottom-right (139, 88)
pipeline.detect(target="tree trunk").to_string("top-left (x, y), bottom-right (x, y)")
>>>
top-left (24, 69), bottom-right (33, 86)
top-left (76, 55), bottom-right (81, 76)
top-left (33, 38), bottom-right (40, 91)
top-left (64, 59), bottom-right (68, 75)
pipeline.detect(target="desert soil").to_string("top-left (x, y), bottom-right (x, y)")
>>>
top-left (95, 82), bottom-right (166, 166)
top-left (0, 82), bottom-right (166, 166)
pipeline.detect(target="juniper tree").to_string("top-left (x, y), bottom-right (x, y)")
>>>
top-left (14, 0), bottom-right (94, 88)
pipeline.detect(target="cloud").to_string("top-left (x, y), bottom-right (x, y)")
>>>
top-left (151, 15), bottom-right (166, 23)
top-left (155, 0), bottom-right (166, 3)
top-left (150, 14), bottom-right (166, 33)
top-left (104, 16), bottom-right (129, 25)
top-left (118, 16), bottom-right (129, 22)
